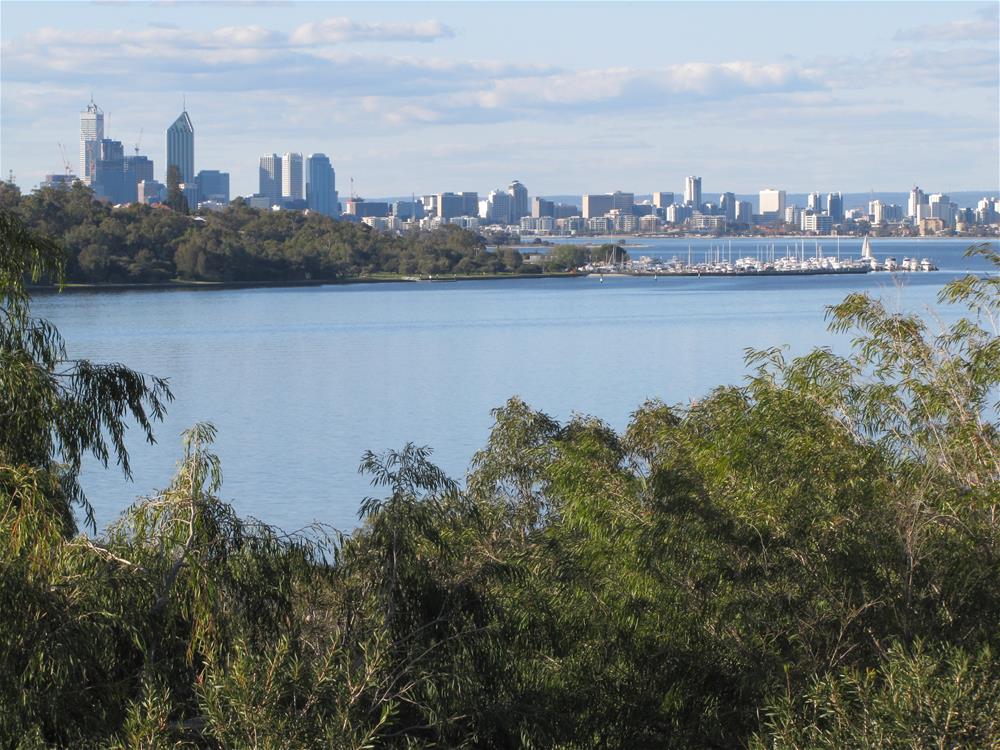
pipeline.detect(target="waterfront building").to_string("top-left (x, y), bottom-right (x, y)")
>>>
top-left (785, 205), bottom-right (801, 226)
top-left (684, 176), bottom-right (702, 208)
top-left (508, 180), bottom-right (529, 220)
top-left (281, 153), bottom-right (304, 201)
top-left (137, 179), bottom-right (165, 205)
top-left (554, 203), bottom-right (580, 219)
top-left (196, 170), bottom-right (230, 203)
top-left (582, 193), bottom-right (614, 218)
top-left (801, 212), bottom-right (833, 233)
top-left (826, 192), bottom-right (844, 223)
top-left (870, 200), bottom-right (887, 224)
top-left (79, 99), bottom-right (104, 185)
top-left (687, 214), bottom-right (726, 232)
top-left (586, 216), bottom-right (611, 233)
top-left (807, 192), bottom-right (822, 212)
top-left (653, 191), bottom-right (675, 209)
top-left (639, 214), bottom-right (662, 233)
top-left (556, 216), bottom-right (585, 233)
top-left (532, 197), bottom-right (555, 218)
top-left (166, 110), bottom-right (195, 185)
top-left (305, 154), bottom-right (337, 216)
top-left (259, 155), bottom-right (282, 203)
top-left (907, 186), bottom-right (927, 219)
top-left (759, 188), bottom-right (786, 220)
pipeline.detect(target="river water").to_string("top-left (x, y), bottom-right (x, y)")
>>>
top-left (30, 237), bottom-right (996, 533)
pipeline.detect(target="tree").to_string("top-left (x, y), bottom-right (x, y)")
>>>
top-left (165, 164), bottom-right (189, 215)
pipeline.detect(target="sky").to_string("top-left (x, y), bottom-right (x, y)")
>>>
top-left (1, 1), bottom-right (998, 199)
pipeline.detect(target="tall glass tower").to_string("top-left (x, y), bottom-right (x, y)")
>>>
top-left (166, 110), bottom-right (195, 185)
top-left (305, 154), bottom-right (337, 216)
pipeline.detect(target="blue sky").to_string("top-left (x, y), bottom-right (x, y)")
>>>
top-left (2, 1), bottom-right (997, 199)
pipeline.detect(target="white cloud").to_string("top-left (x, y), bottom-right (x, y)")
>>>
top-left (895, 5), bottom-right (999, 42)
top-left (289, 18), bottom-right (453, 45)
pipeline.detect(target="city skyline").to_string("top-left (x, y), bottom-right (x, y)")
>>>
top-left (2, 2), bottom-right (998, 196)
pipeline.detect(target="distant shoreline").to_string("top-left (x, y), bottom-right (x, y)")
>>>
top-left (28, 271), bottom-right (585, 293)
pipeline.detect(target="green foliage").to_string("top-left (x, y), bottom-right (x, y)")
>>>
top-left (5, 184), bottom-right (526, 283)
top-left (2, 216), bottom-right (998, 747)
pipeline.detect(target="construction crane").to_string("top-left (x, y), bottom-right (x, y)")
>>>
top-left (57, 142), bottom-right (72, 175)
top-left (133, 127), bottom-right (143, 156)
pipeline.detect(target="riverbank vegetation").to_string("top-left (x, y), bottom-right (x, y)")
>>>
top-left (2, 210), bottom-right (998, 747)
top-left (0, 182), bottom-right (540, 283)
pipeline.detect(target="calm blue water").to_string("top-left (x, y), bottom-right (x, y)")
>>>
top-left (30, 237), bottom-right (996, 533)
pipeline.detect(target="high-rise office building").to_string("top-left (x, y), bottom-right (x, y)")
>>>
top-left (735, 200), bottom-right (754, 225)
top-left (719, 192), bottom-right (736, 222)
top-left (611, 191), bottom-right (634, 213)
top-left (532, 197), bottom-right (555, 218)
top-left (259, 155), bottom-right (282, 203)
top-left (196, 170), bottom-right (230, 203)
top-left (305, 154), bottom-right (337, 216)
top-left (807, 192), bottom-right (822, 212)
top-left (282, 153), bottom-right (304, 201)
top-left (908, 186), bottom-right (926, 218)
top-left (826, 192), bottom-right (844, 223)
top-left (653, 191), bottom-right (675, 209)
top-left (684, 176), bottom-right (702, 208)
top-left (582, 194), bottom-right (614, 218)
top-left (166, 110), bottom-right (195, 185)
top-left (486, 189), bottom-right (513, 224)
top-left (437, 192), bottom-right (465, 220)
top-left (507, 180), bottom-right (529, 221)
top-left (461, 192), bottom-right (479, 217)
top-left (91, 139), bottom-right (129, 204)
top-left (759, 188), bottom-right (786, 218)
top-left (79, 99), bottom-right (104, 185)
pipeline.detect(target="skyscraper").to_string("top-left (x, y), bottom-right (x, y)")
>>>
top-left (826, 192), bottom-right (844, 223)
top-left (305, 154), bottom-right (337, 216)
top-left (282, 152), bottom-right (304, 201)
top-left (259, 154), bottom-right (282, 203)
top-left (908, 186), bottom-right (926, 218)
top-left (166, 110), bottom-right (195, 185)
top-left (79, 99), bottom-right (104, 185)
top-left (684, 176), bottom-right (702, 208)
top-left (807, 192), bottom-right (822, 212)
top-left (507, 180), bottom-right (529, 221)
top-left (720, 192), bottom-right (736, 222)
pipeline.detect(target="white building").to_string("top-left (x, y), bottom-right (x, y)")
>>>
top-left (258, 155), bottom-right (282, 203)
top-left (684, 176), bottom-right (702, 207)
top-left (282, 153), bottom-right (304, 202)
top-left (759, 188), bottom-right (786, 218)
top-left (79, 99), bottom-right (104, 185)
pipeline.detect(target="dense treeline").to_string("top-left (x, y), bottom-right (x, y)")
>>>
top-left (2, 210), bottom-right (998, 747)
top-left (0, 181), bottom-right (540, 283)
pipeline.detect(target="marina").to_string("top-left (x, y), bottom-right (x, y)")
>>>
top-left (582, 236), bottom-right (938, 276)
